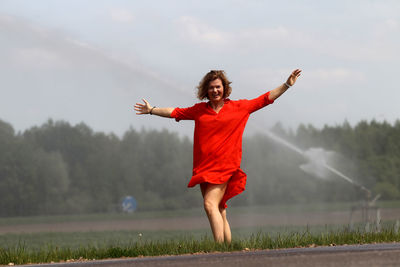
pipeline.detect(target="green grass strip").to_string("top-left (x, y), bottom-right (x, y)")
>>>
top-left (1, 228), bottom-right (400, 265)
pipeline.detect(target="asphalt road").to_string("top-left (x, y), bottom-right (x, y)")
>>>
top-left (22, 242), bottom-right (400, 267)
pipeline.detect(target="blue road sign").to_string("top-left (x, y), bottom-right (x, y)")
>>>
top-left (122, 196), bottom-right (137, 212)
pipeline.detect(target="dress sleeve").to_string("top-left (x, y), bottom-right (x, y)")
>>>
top-left (170, 103), bottom-right (201, 122)
top-left (243, 91), bottom-right (274, 114)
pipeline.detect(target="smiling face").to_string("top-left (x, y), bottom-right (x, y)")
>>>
top-left (197, 70), bottom-right (232, 101)
top-left (207, 78), bottom-right (224, 103)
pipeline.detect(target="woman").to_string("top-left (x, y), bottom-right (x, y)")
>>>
top-left (134, 69), bottom-right (301, 243)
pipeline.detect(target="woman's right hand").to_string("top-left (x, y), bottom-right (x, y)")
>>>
top-left (134, 99), bottom-right (152, 115)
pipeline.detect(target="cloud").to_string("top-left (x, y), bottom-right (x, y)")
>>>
top-left (177, 15), bottom-right (291, 49)
top-left (234, 67), bottom-right (366, 98)
top-left (305, 68), bottom-right (366, 85)
top-left (236, 26), bottom-right (290, 43)
top-left (0, 15), bottom-right (184, 90)
top-left (383, 19), bottom-right (399, 30)
top-left (176, 16), bottom-right (228, 45)
top-left (176, 15), bottom-right (399, 62)
top-left (110, 8), bottom-right (134, 23)
top-left (372, 18), bottom-right (399, 39)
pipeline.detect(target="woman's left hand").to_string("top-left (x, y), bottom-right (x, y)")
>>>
top-left (286, 69), bottom-right (302, 86)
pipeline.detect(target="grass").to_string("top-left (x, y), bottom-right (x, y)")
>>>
top-left (1, 223), bottom-right (400, 265)
top-left (0, 223), bottom-right (362, 250)
top-left (1, 201), bottom-right (400, 265)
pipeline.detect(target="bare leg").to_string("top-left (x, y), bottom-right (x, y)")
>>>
top-left (219, 207), bottom-right (231, 244)
top-left (201, 182), bottom-right (229, 243)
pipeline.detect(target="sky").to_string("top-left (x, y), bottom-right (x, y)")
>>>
top-left (1, 0), bottom-right (399, 137)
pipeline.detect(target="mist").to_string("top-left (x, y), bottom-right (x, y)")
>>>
top-left (1, 1), bottom-right (400, 237)
top-left (2, 117), bottom-right (395, 218)
top-left (2, 1), bottom-right (400, 139)
top-left (0, 15), bottom-right (194, 137)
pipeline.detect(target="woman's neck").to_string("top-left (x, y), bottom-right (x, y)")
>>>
top-left (209, 99), bottom-right (224, 112)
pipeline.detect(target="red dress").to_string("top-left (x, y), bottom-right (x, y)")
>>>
top-left (170, 91), bottom-right (274, 208)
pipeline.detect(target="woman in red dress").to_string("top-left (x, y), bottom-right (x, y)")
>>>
top-left (134, 69), bottom-right (301, 243)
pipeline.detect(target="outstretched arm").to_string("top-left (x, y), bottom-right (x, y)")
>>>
top-left (134, 99), bottom-right (174, 118)
top-left (268, 69), bottom-right (302, 101)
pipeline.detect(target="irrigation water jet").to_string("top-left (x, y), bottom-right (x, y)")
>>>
top-left (262, 129), bottom-right (371, 194)
top-left (253, 126), bottom-right (381, 228)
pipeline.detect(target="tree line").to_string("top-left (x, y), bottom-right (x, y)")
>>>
top-left (0, 118), bottom-right (399, 217)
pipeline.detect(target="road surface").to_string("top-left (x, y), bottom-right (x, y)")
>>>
top-left (22, 242), bottom-right (400, 267)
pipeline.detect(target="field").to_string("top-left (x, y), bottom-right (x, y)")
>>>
top-left (1, 201), bottom-right (400, 264)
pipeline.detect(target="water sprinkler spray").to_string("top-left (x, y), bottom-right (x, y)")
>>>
top-left (256, 127), bottom-right (381, 228)
top-left (261, 129), bottom-right (372, 196)
top-left (322, 163), bottom-right (371, 196)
